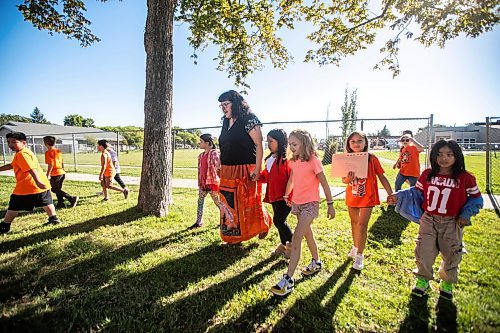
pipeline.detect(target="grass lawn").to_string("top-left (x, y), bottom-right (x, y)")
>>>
top-left (0, 176), bottom-right (498, 332)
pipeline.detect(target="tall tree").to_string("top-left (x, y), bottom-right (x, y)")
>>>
top-left (64, 114), bottom-right (95, 127)
top-left (340, 87), bottom-right (358, 144)
top-left (16, 1), bottom-right (499, 216)
top-left (380, 125), bottom-right (390, 137)
top-left (30, 106), bottom-right (48, 124)
top-left (63, 114), bottom-right (84, 127)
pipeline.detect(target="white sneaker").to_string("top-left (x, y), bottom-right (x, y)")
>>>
top-left (301, 258), bottom-right (322, 276)
top-left (270, 274), bottom-right (294, 296)
top-left (348, 246), bottom-right (358, 259)
top-left (353, 253), bottom-right (364, 270)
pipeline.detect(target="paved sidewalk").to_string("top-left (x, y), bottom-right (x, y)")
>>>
top-left (1, 170), bottom-right (498, 210)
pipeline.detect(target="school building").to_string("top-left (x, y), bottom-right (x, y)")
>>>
top-left (413, 123), bottom-right (500, 149)
top-left (0, 121), bottom-right (125, 154)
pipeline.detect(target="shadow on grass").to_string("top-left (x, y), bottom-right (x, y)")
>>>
top-left (270, 260), bottom-right (355, 332)
top-left (1, 241), bottom-right (265, 332)
top-left (0, 206), bottom-right (145, 253)
top-left (0, 226), bottom-right (205, 302)
top-left (369, 206), bottom-right (411, 248)
top-left (435, 297), bottom-right (457, 333)
top-left (398, 294), bottom-right (431, 333)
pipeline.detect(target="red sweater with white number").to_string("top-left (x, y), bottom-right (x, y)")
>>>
top-left (415, 169), bottom-right (481, 217)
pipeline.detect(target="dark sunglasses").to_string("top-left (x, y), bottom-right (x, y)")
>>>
top-left (401, 139), bottom-right (410, 142)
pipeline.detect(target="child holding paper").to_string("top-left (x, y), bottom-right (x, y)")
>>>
top-left (341, 131), bottom-right (393, 270)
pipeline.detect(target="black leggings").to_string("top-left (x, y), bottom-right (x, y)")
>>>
top-left (271, 200), bottom-right (293, 245)
top-left (114, 173), bottom-right (126, 189)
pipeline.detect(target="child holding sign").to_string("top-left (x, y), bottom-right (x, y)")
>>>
top-left (341, 131), bottom-right (393, 270)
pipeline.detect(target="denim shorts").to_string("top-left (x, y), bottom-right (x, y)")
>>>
top-left (291, 201), bottom-right (319, 219)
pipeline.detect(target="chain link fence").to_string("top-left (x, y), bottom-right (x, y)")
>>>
top-left (485, 116), bottom-right (500, 211)
top-left (0, 129), bottom-right (143, 176)
top-left (3, 115), bottom-right (498, 199)
top-left (173, 117), bottom-right (433, 189)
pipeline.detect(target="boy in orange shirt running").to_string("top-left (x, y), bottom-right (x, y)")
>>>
top-left (43, 136), bottom-right (79, 209)
top-left (97, 140), bottom-right (126, 201)
top-left (0, 132), bottom-right (62, 234)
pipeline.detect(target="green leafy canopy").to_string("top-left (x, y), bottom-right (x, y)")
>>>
top-left (17, 0), bottom-right (499, 85)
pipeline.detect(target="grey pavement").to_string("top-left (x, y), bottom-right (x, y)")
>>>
top-left (1, 170), bottom-right (498, 210)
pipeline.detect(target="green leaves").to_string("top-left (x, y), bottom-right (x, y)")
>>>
top-left (17, 0), bottom-right (102, 47)
top-left (16, 0), bottom-right (499, 85)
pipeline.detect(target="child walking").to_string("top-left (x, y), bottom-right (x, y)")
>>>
top-left (106, 141), bottom-right (130, 198)
top-left (0, 132), bottom-right (62, 234)
top-left (43, 136), bottom-right (79, 208)
top-left (393, 133), bottom-right (424, 191)
top-left (189, 134), bottom-right (232, 230)
top-left (342, 131), bottom-right (393, 270)
top-left (271, 129), bottom-right (335, 296)
top-left (97, 140), bottom-right (126, 201)
top-left (259, 129), bottom-right (293, 257)
top-left (391, 140), bottom-right (483, 299)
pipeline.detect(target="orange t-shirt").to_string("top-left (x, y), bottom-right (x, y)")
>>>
top-left (399, 145), bottom-right (420, 177)
top-left (345, 154), bottom-right (384, 207)
top-left (101, 150), bottom-right (116, 177)
top-left (45, 148), bottom-right (66, 176)
top-left (11, 147), bottom-right (51, 195)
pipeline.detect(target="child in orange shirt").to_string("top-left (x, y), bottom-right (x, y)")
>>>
top-left (43, 136), bottom-right (78, 209)
top-left (393, 133), bottom-right (424, 191)
top-left (342, 131), bottom-right (393, 270)
top-left (0, 132), bottom-right (62, 234)
top-left (97, 140), bottom-right (126, 201)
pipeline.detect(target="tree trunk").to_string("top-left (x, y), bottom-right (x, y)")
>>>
top-left (138, 0), bottom-right (175, 216)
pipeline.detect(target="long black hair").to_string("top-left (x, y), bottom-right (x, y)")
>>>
top-left (218, 90), bottom-right (250, 119)
top-left (265, 129), bottom-right (288, 166)
top-left (200, 133), bottom-right (216, 149)
top-left (427, 139), bottom-right (465, 181)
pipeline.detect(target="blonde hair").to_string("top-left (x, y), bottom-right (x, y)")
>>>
top-left (289, 129), bottom-right (317, 161)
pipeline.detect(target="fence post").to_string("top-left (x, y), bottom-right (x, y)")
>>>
top-left (72, 134), bottom-right (77, 172)
top-left (360, 119), bottom-right (364, 131)
top-left (32, 136), bottom-right (36, 155)
top-left (171, 130), bottom-right (175, 174)
top-left (426, 114), bottom-right (434, 169)
top-left (1, 136), bottom-right (6, 164)
top-left (486, 116), bottom-right (490, 193)
top-left (116, 131), bottom-right (120, 156)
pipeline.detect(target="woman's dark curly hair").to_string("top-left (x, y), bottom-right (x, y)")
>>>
top-left (218, 90), bottom-right (251, 119)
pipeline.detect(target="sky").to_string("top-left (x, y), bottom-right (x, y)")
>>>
top-left (0, 1), bottom-right (499, 138)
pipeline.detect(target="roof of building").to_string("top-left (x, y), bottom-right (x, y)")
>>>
top-left (0, 121), bottom-right (124, 141)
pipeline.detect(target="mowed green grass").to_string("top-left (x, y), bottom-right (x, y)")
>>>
top-left (0, 176), bottom-right (498, 332)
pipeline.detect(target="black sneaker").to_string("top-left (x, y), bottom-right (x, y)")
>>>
top-left (69, 196), bottom-right (79, 208)
top-left (45, 217), bottom-right (62, 226)
top-left (188, 222), bottom-right (203, 230)
top-left (0, 222), bottom-right (11, 234)
top-left (55, 203), bottom-right (66, 209)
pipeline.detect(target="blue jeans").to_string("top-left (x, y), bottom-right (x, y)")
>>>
top-left (395, 172), bottom-right (418, 191)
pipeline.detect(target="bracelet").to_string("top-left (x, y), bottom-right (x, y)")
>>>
top-left (326, 201), bottom-right (334, 205)
top-left (283, 195), bottom-right (289, 198)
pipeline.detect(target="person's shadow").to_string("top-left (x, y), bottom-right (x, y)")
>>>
top-left (369, 206), bottom-right (413, 248)
top-left (398, 294), bottom-right (431, 332)
top-left (435, 297), bottom-right (457, 333)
